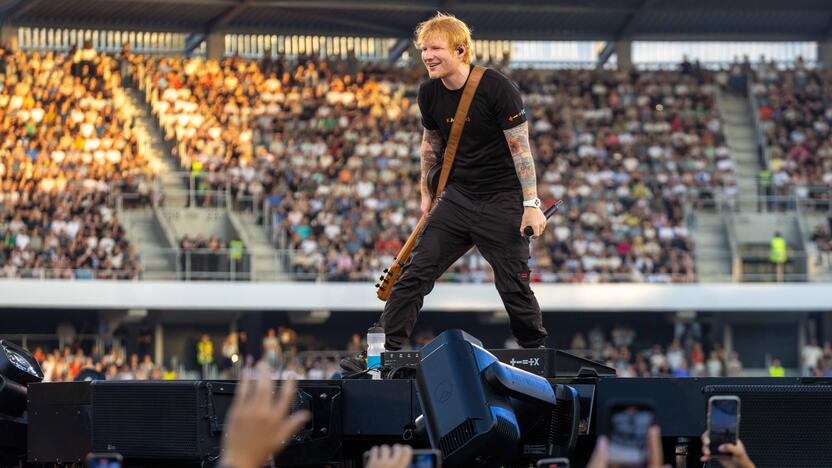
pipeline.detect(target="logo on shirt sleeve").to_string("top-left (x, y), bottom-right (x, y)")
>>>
top-left (507, 109), bottom-right (526, 123)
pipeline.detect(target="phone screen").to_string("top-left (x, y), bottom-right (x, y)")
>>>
top-left (709, 398), bottom-right (739, 454)
top-left (409, 451), bottom-right (439, 468)
top-left (536, 458), bottom-right (570, 468)
top-left (607, 405), bottom-right (654, 467)
top-left (87, 457), bottom-right (122, 468)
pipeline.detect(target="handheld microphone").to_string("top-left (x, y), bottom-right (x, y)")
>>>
top-left (523, 200), bottom-right (564, 237)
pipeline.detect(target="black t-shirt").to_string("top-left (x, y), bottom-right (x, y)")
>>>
top-left (418, 65), bottom-right (526, 197)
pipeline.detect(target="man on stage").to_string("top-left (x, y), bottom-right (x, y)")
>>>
top-left (374, 12), bottom-right (549, 352)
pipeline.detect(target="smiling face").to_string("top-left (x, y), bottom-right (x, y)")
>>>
top-left (421, 35), bottom-right (464, 80)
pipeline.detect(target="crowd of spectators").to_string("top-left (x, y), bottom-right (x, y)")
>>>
top-left (753, 58), bottom-right (832, 208)
top-left (35, 318), bottom-right (832, 383)
top-left (568, 324), bottom-right (745, 378)
top-left (0, 46), bottom-right (153, 280)
top-left (133, 53), bottom-right (741, 284)
top-left (34, 345), bottom-right (169, 381)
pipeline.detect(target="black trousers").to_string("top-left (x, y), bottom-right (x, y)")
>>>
top-left (379, 185), bottom-right (548, 350)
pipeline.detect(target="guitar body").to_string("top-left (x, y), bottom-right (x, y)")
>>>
top-left (426, 158), bottom-right (443, 200)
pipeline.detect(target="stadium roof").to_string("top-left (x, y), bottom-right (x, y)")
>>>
top-left (2, 0), bottom-right (832, 42)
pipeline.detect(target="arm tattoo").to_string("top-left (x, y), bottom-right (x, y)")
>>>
top-left (420, 129), bottom-right (443, 196)
top-left (504, 122), bottom-right (538, 201)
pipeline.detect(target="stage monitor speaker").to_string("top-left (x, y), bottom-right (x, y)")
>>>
top-left (491, 348), bottom-right (615, 378)
top-left (0, 375), bottom-right (28, 417)
top-left (703, 384), bottom-right (832, 468)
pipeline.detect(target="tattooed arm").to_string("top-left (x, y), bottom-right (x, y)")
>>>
top-left (419, 128), bottom-right (443, 213)
top-left (503, 121), bottom-right (538, 202)
top-left (504, 121), bottom-right (547, 236)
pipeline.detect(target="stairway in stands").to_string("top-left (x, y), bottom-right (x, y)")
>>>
top-left (719, 92), bottom-right (761, 208)
top-left (114, 87), bottom-right (179, 279)
top-left (691, 212), bottom-right (733, 282)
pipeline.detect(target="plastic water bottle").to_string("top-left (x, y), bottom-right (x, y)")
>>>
top-left (367, 324), bottom-right (385, 380)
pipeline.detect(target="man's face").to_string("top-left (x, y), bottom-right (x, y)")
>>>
top-left (421, 35), bottom-right (462, 80)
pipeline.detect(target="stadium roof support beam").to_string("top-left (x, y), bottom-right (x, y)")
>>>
top-left (596, 41), bottom-right (616, 68)
top-left (388, 38), bottom-right (411, 64)
top-left (184, 32), bottom-right (205, 56)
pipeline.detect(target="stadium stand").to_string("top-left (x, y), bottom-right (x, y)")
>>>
top-left (0, 48), bottom-right (153, 280)
top-left (130, 56), bottom-right (743, 283)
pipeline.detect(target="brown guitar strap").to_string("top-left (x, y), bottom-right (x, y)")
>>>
top-left (432, 65), bottom-right (486, 202)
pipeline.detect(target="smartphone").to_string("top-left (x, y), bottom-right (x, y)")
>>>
top-left (605, 401), bottom-right (655, 468)
top-left (707, 395), bottom-right (740, 456)
top-left (409, 448), bottom-right (442, 468)
top-left (536, 457), bottom-right (570, 468)
top-left (85, 453), bottom-right (122, 468)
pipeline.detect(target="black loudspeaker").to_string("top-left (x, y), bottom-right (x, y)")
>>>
top-left (0, 375), bottom-right (28, 417)
top-left (703, 385), bottom-right (832, 468)
top-left (28, 380), bottom-right (342, 465)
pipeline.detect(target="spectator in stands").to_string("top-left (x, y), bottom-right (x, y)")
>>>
top-left (768, 358), bottom-right (785, 377)
top-left (769, 231), bottom-right (787, 282)
top-left (197, 334), bottom-right (214, 376)
top-left (725, 351), bottom-right (743, 377)
top-left (221, 332), bottom-right (239, 378)
top-left (706, 350), bottom-right (724, 377)
top-left (262, 327), bottom-right (282, 369)
top-left (802, 337), bottom-right (823, 376)
top-left (811, 223), bottom-right (832, 268)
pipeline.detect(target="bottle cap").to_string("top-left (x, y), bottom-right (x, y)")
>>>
top-left (368, 323), bottom-right (384, 334)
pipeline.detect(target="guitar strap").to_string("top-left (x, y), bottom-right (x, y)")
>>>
top-left (431, 65), bottom-right (486, 202)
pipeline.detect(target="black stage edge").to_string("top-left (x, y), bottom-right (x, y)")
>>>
top-left (23, 376), bottom-right (832, 467)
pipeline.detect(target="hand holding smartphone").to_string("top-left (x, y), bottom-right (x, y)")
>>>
top-left (604, 400), bottom-right (656, 468)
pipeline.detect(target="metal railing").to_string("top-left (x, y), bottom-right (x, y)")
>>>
top-left (1, 268), bottom-right (140, 280)
top-left (693, 193), bottom-right (832, 215)
top-left (132, 246), bottom-right (252, 281)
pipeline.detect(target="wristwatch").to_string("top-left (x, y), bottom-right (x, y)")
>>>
top-left (523, 198), bottom-right (541, 209)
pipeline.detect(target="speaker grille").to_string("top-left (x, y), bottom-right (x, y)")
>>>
top-left (704, 385), bottom-right (832, 468)
top-left (495, 415), bottom-right (519, 444)
top-left (440, 419), bottom-right (475, 455)
top-left (92, 382), bottom-right (204, 459)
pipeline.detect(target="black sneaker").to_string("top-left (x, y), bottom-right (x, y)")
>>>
top-left (339, 352), bottom-right (368, 378)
